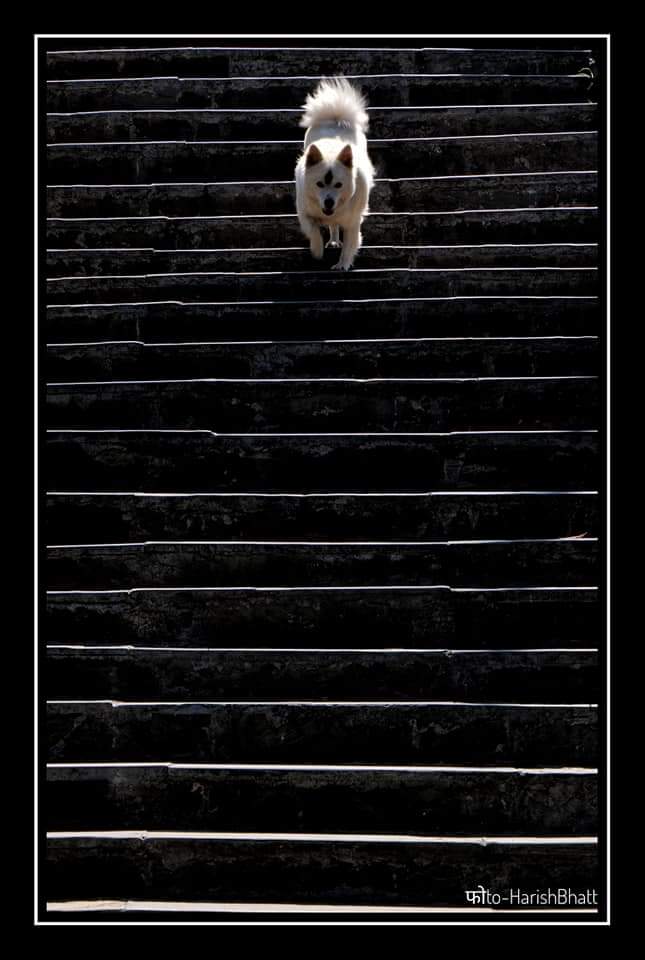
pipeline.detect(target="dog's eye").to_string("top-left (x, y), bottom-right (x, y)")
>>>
top-left (316, 181), bottom-right (324, 188)
top-left (334, 183), bottom-right (342, 189)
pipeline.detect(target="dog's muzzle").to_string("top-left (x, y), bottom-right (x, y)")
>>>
top-left (323, 199), bottom-right (335, 215)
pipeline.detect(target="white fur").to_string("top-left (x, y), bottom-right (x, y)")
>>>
top-left (299, 77), bottom-right (369, 131)
top-left (295, 78), bottom-right (375, 271)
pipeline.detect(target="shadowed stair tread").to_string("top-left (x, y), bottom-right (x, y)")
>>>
top-left (47, 173), bottom-right (599, 218)
top-left (46, 700), bottom-right (598, 764)
top-left (46, 762), bottom-right (598, 834)
top-left (45, 45), bottom-right (595, 80)
top-left (46, 132), bottom-right (599, 183)
top-left (45, 831), bottom-right (597, 908)
top-left (45, 586), bottom-right (599, 649)
top-left (45, 266), bottom-right (598, 302)
top-left (47, 103), bottom-right (598, 144)
top-left (46, 376), bottom-right (599, 431)
top-left (46, 244), bottom-right (600, 276)
top-left (46, 537), bottom-right (598, 589)
top-left (45, 336), bottom-right (600, 382)
top-left (45, 647), bottom-right (598, 702)
top-left (46, 208), bottom-right (599, 251)
top-left (46, 73), bottom-right (597, 112)
top-left (45, 293), bottom-right (601, 341)
top-left (44, 490), bottom-right (599, 542)
top-left (46, 430), bottom-right (598, 492)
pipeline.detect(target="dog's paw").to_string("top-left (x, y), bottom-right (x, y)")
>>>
top-left (310, 236), bottom-right (324, 259)
top-left (331, 259), bottom-right (352, 271)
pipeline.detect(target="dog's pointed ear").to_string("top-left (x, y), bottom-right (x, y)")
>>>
top-left (337, 144), bottom-right (353, 168)
top-left (306, 144), bottom-right (323, 167)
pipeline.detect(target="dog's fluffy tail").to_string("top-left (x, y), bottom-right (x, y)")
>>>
top-left (299, 77), bottom-right (369, 131)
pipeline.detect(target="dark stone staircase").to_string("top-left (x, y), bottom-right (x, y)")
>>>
top-left (44, 41), bottom-right (601, 919)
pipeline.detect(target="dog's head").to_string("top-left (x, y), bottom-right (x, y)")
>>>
top-left (302, 142), bottom-right (356, 217)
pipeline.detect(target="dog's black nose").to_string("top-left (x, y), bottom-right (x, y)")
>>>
top-left (324, 198), bottom-right (334, 211)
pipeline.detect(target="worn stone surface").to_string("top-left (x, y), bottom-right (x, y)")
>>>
top-left (46, 378), bottom-right (598, 432)
top-left (46, 430), bottom-right (598, 492)
top-left (47, 104), bottom-right (598, 144)
top-left (46, 244), bottom-right (599, 277)
top-left (46, 834), bottom-right (597, 907)
top-left (48, 172), bottom-right (598, 218)
top-left (45, 587), bottom-right (599, 649)
top-left (45, 492), bottom-right (599, 542)
top-left (46, 71), bottom-right (595, 111)
top-left (47, 208), bottom-right (599, 250)
top-left (46, 540), bottom-right (597, 590)
top-left (47, 267), bottom-right (598, 304)
top-left (46, 338), bottom-right (599, 383)
top-left (45, 45), bottom-right (594, 80)
top-left (46, 765), bottom-right (598, 834)
top-left (45, 296), bottom-right (600, 342)
top-left (47, 74), bottom-right (596, 112)
top-left (46, 133), bottom-right (598, 184)
top-left (46, 649), bottom-right (598, 702)
top-left (47, 702), bottom-right (598, 765)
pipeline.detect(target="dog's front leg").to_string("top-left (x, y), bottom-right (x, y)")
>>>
top-left (298, 212), bottom-right (324, 260)
top-left (332, 223), bottom-right (361, 271)
top-left (326, 224), bottom-right (341, 248)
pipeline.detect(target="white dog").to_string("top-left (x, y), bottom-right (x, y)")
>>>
top-left (295, 77), bottom-right (374, 271)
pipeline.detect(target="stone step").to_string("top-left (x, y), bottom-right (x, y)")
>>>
top-left (46, 376), bottom-right (598, 432)
top-left (46, 131), bottom-right (598, 183)
top-left (45, 832), bottom-right (598, 909)
top-left (46, 73), bottom-right (596, 112)
top-left (46, 172), bottom-right (598, 218)
top-left (47, 700), bottom-right (597, 765)
top-left (44, 491), bottom-right (598, 543)
top-left (45, 336), bottom-right (599, 383)
top-left (45, 44), bottom-right (595, 80)
top-left (45, 266), bottom-right (598, 304)
top-left (46, 763), bottom-right (597, 835)
top-left (46, 539), bottom-right (597, 590)
top-left (46, 648), bottom-right (598, 702)
top-left (47, 103), bottom-right (597, 143)
top-left (45, 586), bottom-right (599, 649)
top-left (46, 430), bottom-right (598, 492)
top-left (47, 207), bottom-right (599, 249)
top-left (45, 295), bottom-right (600, 343)
top-left (46, 243), bottom-right (599, 277)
